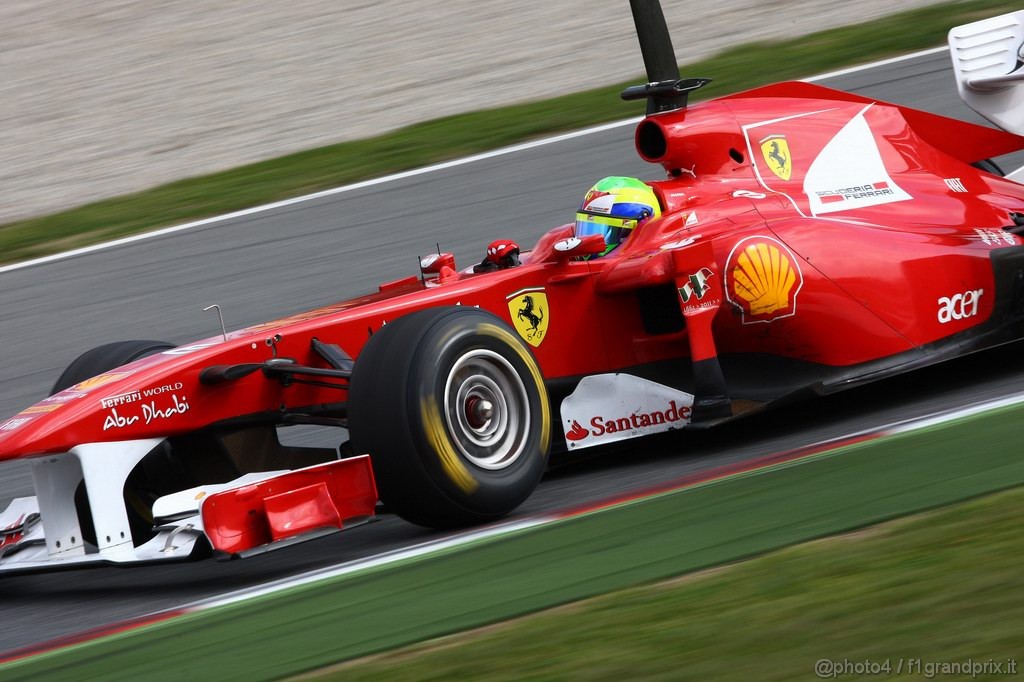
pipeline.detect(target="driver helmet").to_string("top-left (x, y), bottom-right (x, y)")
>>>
top-left (575, 176), bottom-right (661, 256)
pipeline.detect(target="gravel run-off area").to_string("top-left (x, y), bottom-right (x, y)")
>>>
top-left (1, 0), bottom-right (941, 222)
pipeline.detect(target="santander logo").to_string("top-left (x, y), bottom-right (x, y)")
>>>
top-left (564, 400), bottom-right (693, 443)
top-left (559, 374), bottom-right (696, 450)
top-left (586, 400), bottom-right (691, 438)
top-left (565, 420), bottom-right (589, 441)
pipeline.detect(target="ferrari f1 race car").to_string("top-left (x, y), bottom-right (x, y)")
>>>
top-left (2, 3), bottom-right (1024, 574)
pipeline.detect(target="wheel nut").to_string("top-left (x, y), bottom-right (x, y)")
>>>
top-left (466, 396), bottom-right (494, 427)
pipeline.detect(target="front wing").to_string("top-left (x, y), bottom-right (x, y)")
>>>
top-left (0, 440), bottom-right (377, 575)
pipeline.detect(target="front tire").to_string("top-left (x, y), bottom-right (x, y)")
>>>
top-left (51, 339), bottom-right (176, 394)
top-left (348, 307), bottom-right (551, 528)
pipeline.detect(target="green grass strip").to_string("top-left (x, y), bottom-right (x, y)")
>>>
top-left (6, 401), bottom-right (1024, 681)
top-left (328, 486), bottom-right (1024, 681)
top-left (1, 0), bottom-right (1019, 265)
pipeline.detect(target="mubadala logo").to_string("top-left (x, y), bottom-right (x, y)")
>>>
top-left (677, 268), bottom-right (714, 303)
top-left (937, 289), bottom-right (983, 324)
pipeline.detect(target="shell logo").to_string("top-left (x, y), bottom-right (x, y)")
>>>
top-left (725, 236), bottom-right (804, 324)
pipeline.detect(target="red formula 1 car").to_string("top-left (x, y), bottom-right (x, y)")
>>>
top-left (2, 4), bottom-right (1024, 574)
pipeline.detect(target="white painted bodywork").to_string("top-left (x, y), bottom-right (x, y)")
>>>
top-left (0, 438), bottom-right (204, 573)
top-left (803, 106), bottom-right (912, 216)
top-left (560, 374), bottom-right (695, 450)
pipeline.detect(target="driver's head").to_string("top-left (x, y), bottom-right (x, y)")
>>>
top-left (575, 177), bottom-right (661, 256)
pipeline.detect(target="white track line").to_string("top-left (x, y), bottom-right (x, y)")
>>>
top-left (0, 121), bottom-right (643, 277)
top-left (805, 46), bottom-right (948, 83)
top-left (0, 46), bottom-right (950, 277)
top-left (885, 390), bottom-right (1024, 434)
top-left (196, 517), bottom-right (552, 610)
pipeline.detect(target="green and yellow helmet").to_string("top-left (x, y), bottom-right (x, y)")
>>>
top-left (575, 176), bottom-right (661, 256)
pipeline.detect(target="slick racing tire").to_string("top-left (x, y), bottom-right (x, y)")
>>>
top-left (51, 339), bottom-right (176, 395)
top-left (348, 307), bottom-right (551, 528)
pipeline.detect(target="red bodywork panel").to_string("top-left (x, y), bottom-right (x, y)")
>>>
top-left (201, 457), bottom-right (377, 555)
top-left (4, 83), bottom-right (1024, 458)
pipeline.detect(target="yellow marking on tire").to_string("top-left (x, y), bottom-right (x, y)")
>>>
top-left (421, 396), bottom-right (478, 494)
top-left (476, 322), bottom-right (552, 456)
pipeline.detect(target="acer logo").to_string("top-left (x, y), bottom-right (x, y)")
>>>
top-left (937, 289), bottom-right (983, 324)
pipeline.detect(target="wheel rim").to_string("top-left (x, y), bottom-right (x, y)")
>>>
top-left (443, 349), bottom-right (530, 470)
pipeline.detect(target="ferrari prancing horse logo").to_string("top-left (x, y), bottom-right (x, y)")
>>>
top-left (760, 134), bottom-right (791, 181)
top-left (507, 289), bottom-right (549, 347)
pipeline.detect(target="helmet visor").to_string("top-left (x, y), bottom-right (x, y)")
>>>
top-left (574, 213), bottom-right (633, 246)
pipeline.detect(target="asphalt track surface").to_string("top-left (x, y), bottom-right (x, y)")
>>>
top-left (2, 50), bottom-right (1024, 655)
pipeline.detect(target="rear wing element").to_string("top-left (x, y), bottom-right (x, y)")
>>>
top-left (949, 10), bottom-right (1024, 137)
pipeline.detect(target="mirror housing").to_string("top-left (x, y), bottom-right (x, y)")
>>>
top-left (550, 234), bottom-right (607, 262)
top-left (420, 252), bottom-right (456, 276)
